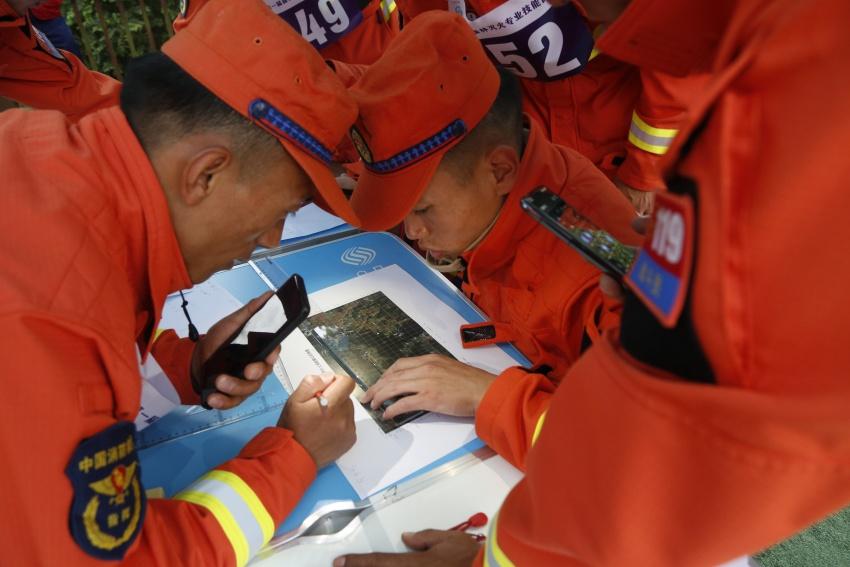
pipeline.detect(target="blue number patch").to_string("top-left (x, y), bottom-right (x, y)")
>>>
top-left (267, 0), bottom-right (364, 49)
top-left (472, 0), bottom-right (594, 82)
top-left (65, 421), bottom-right (146, 561)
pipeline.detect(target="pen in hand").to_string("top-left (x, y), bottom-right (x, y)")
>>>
top-left (313, 373), bottom-right (337, 408)
top-left (314, 391), bottom-right (329, 408)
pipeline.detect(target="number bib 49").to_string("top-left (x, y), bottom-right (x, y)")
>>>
top-left (267, 0), bottom-right (363, 49)
top-left (625, 192), bottom-right (695, 328)
top-left (471, 0), bottom-right (593, 82)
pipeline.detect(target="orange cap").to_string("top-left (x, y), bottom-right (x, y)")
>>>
top-left (348, 11), bottom-right (500, 231)
top-left (162, 0), bottom-right (360, 226)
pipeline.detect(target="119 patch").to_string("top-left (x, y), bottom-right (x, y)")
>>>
top-left (625, 191), bottom-right (695, 328)
top-left (65, 421), bottom-right (146, 560)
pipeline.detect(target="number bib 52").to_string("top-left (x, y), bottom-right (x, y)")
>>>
top-left (625, 192), bottom-right (696, 328)
top-left (267, 0), bottom-right (364, 48)
top-left (471, 0), bottom-right (593, 82)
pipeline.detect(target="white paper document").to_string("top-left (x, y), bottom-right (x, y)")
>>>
top-left (233, 295), bottom-right (285, 345)
top-left (280, 265), bottom-right (519, 498)
top-left (158, 280), bottom-right (245, 338)
top-left (136, 348), bottom-right (181, 431)
top-left (281, 203), bottom-right (346, 241)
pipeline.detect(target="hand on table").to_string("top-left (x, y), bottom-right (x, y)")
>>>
top-left (190, 292), bottom-right (278, 410)
top-left (279, 373), bottom-right (356, 468)
top-left (333, 529), bottom-right (481, 567)
top-left (360, 354), bottom-right (498, 419)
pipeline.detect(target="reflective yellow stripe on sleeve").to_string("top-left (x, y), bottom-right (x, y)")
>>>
top-left (379, 0), bottom-right (397, 21)
top-left (176, 490), bottom-right (251, 566)
top-left (205, 470), bottom-right (275, 541)
top-left (484, 513), bottom-right (517, 567)
top-left (174, 470), bottom-right (274, 567)
top-left (531, 411), bottom-right (547, 447)
top-left (628, 111), bottom-right (679, 155)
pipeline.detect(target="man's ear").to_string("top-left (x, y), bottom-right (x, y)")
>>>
top-left (487, 145), bottom-right (520, 197)
top-left (179, 147), bottom-right (233, 206)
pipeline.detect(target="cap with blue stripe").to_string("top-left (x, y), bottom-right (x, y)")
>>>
top-left (249, 99), bottom-right (334, 164)
top-left (361, 119), bottom-right (467, 174)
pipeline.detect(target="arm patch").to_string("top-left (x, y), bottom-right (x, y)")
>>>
top-left (65, 421), bottom-right (146, 560)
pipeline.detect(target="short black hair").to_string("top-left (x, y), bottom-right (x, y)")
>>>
top-left (440, 67), bottom-right (524, 180)
top-left (120, 52), bottom-right (282, 171)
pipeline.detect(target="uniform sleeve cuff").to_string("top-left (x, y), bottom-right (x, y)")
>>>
top-left (150, 330), bottom-right (201, 405)
top-left (616, 149), bottom-right (665, 191)
top-left (475, 366), bottom-right (530, 447)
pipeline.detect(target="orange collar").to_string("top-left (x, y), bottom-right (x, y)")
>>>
top-left (81, 106), bottom-right (192, 358)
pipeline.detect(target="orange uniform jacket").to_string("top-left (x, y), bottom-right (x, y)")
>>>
top-left (480, 0), bottom-right (850, 565)
top-left (0, 0), bottom-right (120, 119)
top-left (396, 0), bottom-right (705, 190)
top-left (469, 121), bottom-right (637, 470)
top-left (0, 106), bottom-right (316, 566)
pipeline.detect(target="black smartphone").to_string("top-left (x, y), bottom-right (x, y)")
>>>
top-left (520, 186), bottom-right (638, 280)
top-left (199, 273), bottom-right (310, 409)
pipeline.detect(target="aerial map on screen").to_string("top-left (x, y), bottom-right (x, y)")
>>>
top-left (299, 291), bottom-right (453, 433)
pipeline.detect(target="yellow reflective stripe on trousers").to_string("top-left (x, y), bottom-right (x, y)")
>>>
top-left (484, 513), bottom-right (517, 567)
top-left (380, 0), bottom-right (397, 21)
top-left (628, 111), bottom-right (679, 155)
top-left (531, 411), bottom-right (547, 446)
top-left (174, 470), bottom-right (274, 566)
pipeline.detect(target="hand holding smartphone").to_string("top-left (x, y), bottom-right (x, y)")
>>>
top-left (521, 186), bottom-right (638, 280)
top-left (198, 274), bottom-right (310, 409)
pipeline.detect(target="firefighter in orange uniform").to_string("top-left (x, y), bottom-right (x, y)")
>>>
top-left (0, 0), bottom-right (120, 119)
top-left (342, 12), bottom-right (637, 470)
top-left (0, 0), bottom-right (361, 565)
top-left (394, 0), bottom-right (705, 213)
top-left (337, 0), bottom-right (850, 565)
top-left (1, 0), bottom-right (396, 122)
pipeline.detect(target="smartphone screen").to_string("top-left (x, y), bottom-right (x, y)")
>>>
top-left (199, 273), bottom-right (309, 408)
top-left (521, 186), bottom-right (638, 279)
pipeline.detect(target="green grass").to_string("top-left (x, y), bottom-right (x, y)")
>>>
top-left (756, 506), bottom-right (850, 567)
